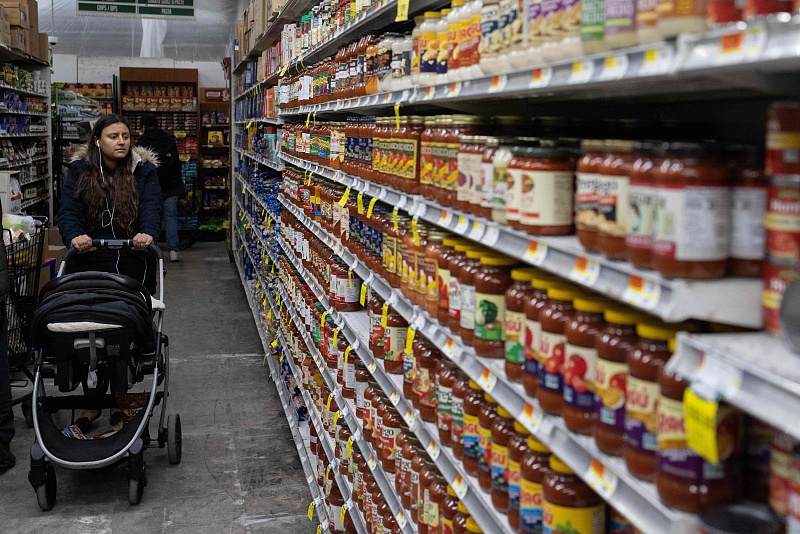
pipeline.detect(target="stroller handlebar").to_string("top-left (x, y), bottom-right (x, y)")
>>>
top-left (62, 239), bottom-right (164, 262)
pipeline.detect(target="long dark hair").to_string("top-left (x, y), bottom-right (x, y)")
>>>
top-left (75, 114), bottom-right (139, 235)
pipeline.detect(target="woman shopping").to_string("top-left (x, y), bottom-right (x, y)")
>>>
top-left (57, 114), bottom-right (162, 434)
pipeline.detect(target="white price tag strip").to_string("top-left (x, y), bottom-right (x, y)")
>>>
top-left (439, 210), bottom-right (453, 226)
top-left (396, 510), bottom-right (408, 528)
top-left (522, 241), bottom-right (548, 266)
top-left (569, 257), bottom-right (601, 286)
top-left (621, 275), bottom-right (661, 310)
top-left (423, 86), bottom-right (436, 100)
top-left (695, 353), bottom-right (743, 398)
top-left (403, 407), bottom-right (416, 428)
top-left (451, 473), bottom-right (468, 499)
top-left (454, 216), bottom-right (469, 234)
top-left (441, 338), bottom-right (455, 358)
top-left (468, 221), bottom-right (486, 240)
top-left (529, 67), bottom-right (553, 89)
top-left (426, 439), bottom-right (441, 461)
top-left (477, 368), bottom-right (497, 393)
top-left (569, 60), bottom-right (595, 84)
top-left (482, 226), bottom-right (500, 247)
top-left (585, 459), bottom-right (619, 500)
top-left (447, 82), bottom-right (462, 97)
top-left (367, 453), bottom-right (378, 470)
top-left (600, 54), bottom-right (629, 81)
top-left (640, 46), bottom-right (675, 76)
top-left (518, 402), bottom-right (544, 435)
top-left (367, 360), bottom-right (377, 373)
top-left (390, 389), bottom-right (400, 406)
top-left (488, 74), bottom-right (507, 93)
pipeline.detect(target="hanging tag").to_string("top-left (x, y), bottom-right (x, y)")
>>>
top-left (394, 103), bottom-right (401, 130)
top-left (366, 197), bottom-right (378, 219)
top-left (271, 339), bottom-right (279, 348)
top-left (280, 62), bottom-right (290, 76)
top-left (426, 440), bottom-right (440, 461)
top-left (320, 311), bottom-right (328, 328)
top-left (325, 466), bottom-right (331, 484)
top-left (360, 284), bottom-right (368, 306)
top-left (412, 219), bottom-right (420, 246)
top-left (268, 309), bottom-right (273, 320)
top-left (347, 436), bottom-right (354, 459)
top-left (393, 208), bottom-right (399, 232)
top-left (684, 386), bottom-right (721, 463)
top-left (307, 501), bottom-right (315, 521)
top-left (357, 193), bottom-right (364, 214)
top-left (340, 504), bottom-right (347, 526)
top-left (395, 0), bottom-right (409, 21)
top-left (333, 328), bottom-right (340, 346)
top-left (477, 368), bottom-right (498, 393)
top-left (381, 304), bottom-right (388, 328)
top-left (405, 327), bottom-right (416, 355)
top-left (313, 111), bottom-right (317, 126)
top-left (306, 113), bottom-right (311, 127)
top-left (333, 410), bottom-right (341, 427)
top-left (344, 346), bottom-right (352, 364)
top-left (316, 526), bottom-right (321, 534)
top-left (327, 394), bottom-right (333, 411)
top-left (584, 459), bottom-right (619, 500)
top-left (518, 402), bottom-right (544, 434)
top-left (348, 269), bottom-right (353, 288)
top-left (338, 187), bottom-right (351, 207)
top-left (389, 389), bottom-right (400, 406)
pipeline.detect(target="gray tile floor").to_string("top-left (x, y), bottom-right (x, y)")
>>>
top-left (0, 242), bottom-right (314, 533)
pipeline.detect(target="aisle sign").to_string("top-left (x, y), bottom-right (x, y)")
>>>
top-left (78, 0), bottom-right (196, 19)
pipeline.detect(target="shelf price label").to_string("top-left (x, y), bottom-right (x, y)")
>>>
top-left (482, 225), bottom-right (500, 247)
top-left (367, 452), bottom-right (378, 470)
top-left (454, 216), bottom-right (469, 234)
top-left (395, 0), bottom-right (409, 21)
top-left (622, 275), bottom-right (661, 310)
top-left (389, 389), bottom-right (401, 406)
top-left (442, 338), bottom-right (456, 358)
top-left (367, 359), bottom-right (377, 373)
top-left (489, 74), bottom-right (508, 93)
top-left (468, 220), bottom-right (486, 240)
top-left (396, 510), bottom-right (408, 528)
top-left (438, 210), bottom-right (453, 226)
top-left (477, 368), bottom-right (498, 393)
top-left (423, 86), bottom-right (436, 100)
top-left (451, 474), bottom-right (468, 499)
top-left (585, 459), bottom-right (619, 500)
top-left (569, 257), bottom-right (601, 286)
top-left (447, 82), bottom-right (462, 98)
top-left (529, 67), bottom-right (553, 88)
top-left (569, 60), bottom-right (595, 84)
top-left (403, 407), bottom-right (416, 428)
top-left (518, 402), bottom-right (544, 434)
top-left (522, 241), bottom-right (548, 266)
top-left (338, 187), bottom-right (351, 207)
top-left (426, 439), bottom-right (441, 461)
top-left (640, 46), bottom-right (675, 76)
top-left (366, 197), bottom-right (378, 219)
top-left (599, 54), bottom-right (629, 81)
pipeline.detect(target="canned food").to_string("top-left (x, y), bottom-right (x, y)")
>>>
top-left (766, 176), bottom-right (800, 261)
top-left (766, 103), bottom-right (800, 176)
top-left (762, 258), bottom-right (800, 335)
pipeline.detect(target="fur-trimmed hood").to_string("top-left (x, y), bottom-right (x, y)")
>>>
top-left (70, 143), bottom-right (160, 172)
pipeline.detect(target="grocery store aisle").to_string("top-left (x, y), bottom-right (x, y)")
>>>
top-left (0, 242), bottom-right (313, 533)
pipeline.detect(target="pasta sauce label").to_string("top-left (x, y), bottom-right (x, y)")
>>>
top-left (538, 331), bottom-right (566, 394)
top-left (519, 479), bottom-right (544, 532)
top-left (543, 502), bottom-right (605, 534)
top-left (563, 344), bottom-right (598, 409)
top-left (594, 358), bottom-right (628, 430)
top-left (624, 376), bottom-right (659, 452)
top-left (475, 292), bottom-right (505, 341)
top-left (504, 310), bottom-right (526, 364)
top-left (463, 413), bottom-right (481, 461)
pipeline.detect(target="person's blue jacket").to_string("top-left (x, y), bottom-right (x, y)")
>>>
top-left (58, 145), bottom-right (162, 293)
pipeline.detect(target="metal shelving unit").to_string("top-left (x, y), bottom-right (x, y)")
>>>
top-left (235, 147), bottom-right (285, 172)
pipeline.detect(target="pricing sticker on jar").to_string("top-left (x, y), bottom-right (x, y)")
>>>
top-left (454, 216), bottom-right (469, 234)
top-left (518, 402), bottom-right (544, 434)
top-left (529, 67), bottom-right (553, 89)
top-left (522, 241), bottom-right (548, 266)
top-left (569, 60), bottom-right (595, 84)
top-left (477, 368), bottom-right (498, 392)
top-left (426, 440), bottom-right (441, 461)
top-left (468, 221), bottom-right (486, 240)
top-left (622, 276), bottom-right (661, 310)
top-left (482, 226), bottom-right (500, 246)
top-left (447, 82), bottom-right (462, 98)
top-left (585, 459), bottom-right (619, 500)
top-left (569, 257), bottom-right (601, 286)
top-left (439, 210), bottom-right (453, 226)
top-left (489, 74), bottom-right (508, 93)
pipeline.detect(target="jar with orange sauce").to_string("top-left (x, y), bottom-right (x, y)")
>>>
top-left (420, 117), bottom-right (439, 200)
top-left (597, 140), bottom-right (635, 260)
top-left (522, 276), bottom-right (561, 397)
top-left (475, 137), bottom-right (499, 220)
top-left (576, 139), bottom-right (605, 253)
top-left (625, 141), bottom-right (661, 269)
top-left (462, 379), bottom-right (484, 476)
top-left (536, 286), bottom-right (580, 416)
top-left (519, 145), bottom-right (577, 236)
top-left (474, 254), bottom-right (518, 359)
top-left (457, 135), bottom-right (488, 214)
top-left (437, 238), bottom-right (463, 325)
top-left (459, 249), bottom-right (484, 346)
top-left (504, 268), bottom-right (539, 382)
top-left (423, 230), bottom-right (449, 316)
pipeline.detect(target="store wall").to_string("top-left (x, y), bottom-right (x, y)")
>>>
top-left (52, 54), bottom-right (227, 88)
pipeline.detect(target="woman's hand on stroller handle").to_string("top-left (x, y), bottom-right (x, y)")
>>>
top-left (64, 238), bottom-right (164, 261)
top-left (132, 233), bottom-right (153, 251)
top-left (71, 234), bottom-right (96, 253)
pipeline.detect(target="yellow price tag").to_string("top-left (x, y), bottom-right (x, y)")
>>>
top-left (366, 197), bottom-right (378, 219)
top-left (271, 339), bottom-right (278, 347)
top-left (267, 308), bottom-right (273, 319)
top-left (327, 394), bottom-right (333, 411)
top-left (340, 504), bottom-right (347, 526)
top-left (347, 437), bottom-right (354, 459)
top-left (395, 0), bottom-right (409, 21)
top-left (338, 187), bottom-right (351, 207)
top-left (684, 387), bottom-right (721, 464)
top-left (333, 410), bottom-right (341, 427)
top-left (317, 526), bottom-right (322, 534)
top-left (405, 327), bottom-right (415, 355)
top-left (393, 208), bottom-right (399, 232)
top-left (381, 303), bottom-right (388, 328)
top-left (325, 465), bottom-right (331, 484)
top-left (307, 502), bottom-right (315, 521)
top-left (280, 62), bottom-right (290, 76)
top-left (394, 103), bottom-right (401, 130)
top-left (357, 193), bottom-right (364, 214)
top-left (320, 311), bottom-right (328, 328)
top-left (360, 283), bottom-right (368, 306)
top-left (412, 218), bottom-right (420, 246)
top-left (333, 328), bottom-right (340, 346)
top-left (271, 263), bottom-right (275, 273)
top-left (306, 113), bottom-right (311, 127)
top-left (344, 346), bottom-right (352, 364)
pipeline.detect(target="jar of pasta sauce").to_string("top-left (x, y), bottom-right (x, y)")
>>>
top-left (537, 286), bottom-right (581, 416)
top-left (522, 276), bottom-right (561, 398)
top-left (519, 146), bottom-right (576, 236)
top-left (597, 140), bottom-right (635, 261)
top-left (765, 175), bottom-right (800, 263)
top-left (576, 139), bottom-right (606, 253)
top-left (505, 268), bottom-right (540, 382)
top-left (767, 102), bottom-right (800, 176)
top-left (626, 141), bottom-right (662, 270)
top-left (542, 456), bottom-right (606, 534)
top-left (474, 254), bottom-right (518, 359)
top-left (729, 145), bottom-right (766, 278)
top-left (520, 436), bottom-right (552, 534)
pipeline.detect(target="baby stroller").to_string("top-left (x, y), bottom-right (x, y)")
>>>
top-left (25, 239), bottom-right (181, 511)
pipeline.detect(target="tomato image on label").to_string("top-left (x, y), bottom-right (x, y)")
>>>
top-left (564, 353), bottom-right (588, 392)
top-left (544, 343), bottom-right (565, 374)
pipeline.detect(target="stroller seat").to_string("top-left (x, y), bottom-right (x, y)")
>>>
top-left (45, 297), bottom-right (164, 334)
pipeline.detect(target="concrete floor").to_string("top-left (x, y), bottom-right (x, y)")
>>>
top-left (0, 242), bottom-right (314, 533)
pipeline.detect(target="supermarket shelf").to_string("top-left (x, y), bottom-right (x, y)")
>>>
top-left (278, 17), bottom-right (800, 117)
top-left (234, 117), bottom-right (284, 126)
top-left (280, 153), bottom-right (761, 327)
top-left (0, 44), bottom-right (48, 68)
top-left (201, 123), bottom-right (230, 127)
top-left (273, 280), bottom-right (406, 534)
top-left (0, 109), bottom-right (48, 117)
top-left (201, 144), bottom-right (230, 149)
top-left (668, 332), bottom-right (800, 441)
top-left (276, 228), bottom-right (515, 534)
top-left (235, 147), bottom-right (284, 172)
top-left (0, 154), bottom-right (49, 169)
top-left (233, 258), bottom-right (332, 533)
top-left (280, 194), bottom-right (700, 534)
top-left (0, 83), bottom-right (48, 98)
top-left (18, 175), bottom-right (46, 187)
top-left (0, 132), bottom-right (49, 138)
top-left (21, 194), bottom-right (49, 210)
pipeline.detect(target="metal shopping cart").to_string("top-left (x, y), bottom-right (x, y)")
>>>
top-left (7, 216), bottom-right (48, 428)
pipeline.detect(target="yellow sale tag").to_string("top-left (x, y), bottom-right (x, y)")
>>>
top-left (394, 103), bottom-right (401, 130)
top-left (333, 410), bottom-right (341, 427)
top-left (340, 504), bottom-right (347, 526)
top-left (317, 526), bottom-right (322, 534)
top-left (338, 187), bottom-right (351, 207)
top-left (268, 309), bottom-right (273, 319)
top-left (280, 63), bottom-right (290, 76)
top-left (320, 311), bottom-right (328, 328)
top-left (307, 502), bottom-right (315, 521)
top-left (393, 208), bottom-right (399, 232)
top-left (344, 346), bottom-right (352, 364)
top-left (325, 466), bottom-right (331, 484)
top-left (348, 269), bottom-right (353, 288)
top-left (333, 328), bottom-right (340, 346)
top-left (684, 387), bottom-right (720, 464)
top-left (357, 193), bottom-right (364, 214)
top-left (271, 339), bottom-right (278, 347)
top-left (327, 394), bottom-right (333, 411)
top-left (306, 113), bottom-right (311, 127)
top-left (381, 304), bottom-right (388, 328)
top-left (347, 436), bottom-right (354, 459)
top-left (405, 327), bottom-right (415, 355)
top-left (360, 283), bottom-right (368, 306)
top-left (395, 0), bottom-right (409, 21)
top-left (412, 219), bottom-right (420, 246)
top-left (367, 197), bottom-right (378, 219)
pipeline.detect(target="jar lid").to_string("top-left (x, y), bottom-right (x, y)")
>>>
top-left (451, 0), bottom-right (465, 6)
top-left (573, 298), bottom-right (606, 313)
top-left (457, 501), bottom-right (470, 514)
top-left (466, 517), bottom-right (483, 533)
top-left (549, 455), bottom-right (574, 474)
top-left (581, 139), bottom-right (606, 152)
top-left (460, 134), bottom-right (488, 144)
top-left (513, 421), bottom-right (529, 435)
top-left (440, 8), bottom-right (451, 15)
top-left (466, 249), bottom-right (483, 259)
top-left (484, 393), bottom-right (496, 403)
top-left (666, 141), bottom-right (707, 156)
top-left (531, 276), bottom-right (561, 290)
top-left (668, 337), bottom-right (676, 352)
top-left (604, 308), bottom-right (640, 325)
top-left (636, 321), bottom-right (678, 342)
top-left (547, 287), bottom-right (580, 301)
top-left (479, 254), bottom-right (517, 266)
top-left (447, 485), bottom-right (458, 497)
top-left (468, 379), bottom-right (481, 390)
top-left (605, 139), bottom-right (636, 153)
top-left (443, 237), bottom-right (462, 247)
top-left (498, 406), bottom-right (512, 418)
top-left (451, 114), bottom-right (480, 124)
top-left (511, 268), bottom-right (539, 282)
top-left (527, 435), bottom-right (550, 453)
top-left (454, 242), bottom-right (479, 252)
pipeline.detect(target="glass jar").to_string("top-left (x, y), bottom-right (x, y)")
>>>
top-left (520, 436), bottom-right (552, 534)
top-left (383, 306), bottom-right (408, 374)
top-left (458, 136), bottom-right (488, 214)
top-left (576, 139), bottom-right (605, 253)
top-left (489, 139), bottom-right (515, 225)
top-left (417, 340), bottom-right (440, 423)
top-left (437, 357), bottom-right (457, 447)
top-left (729, 145), bottom-right (767, 278)
top-left (563, 297), bottom-right (607, 435)
top-left (381, 405), bottom-right (403, 474)
top-left (542, 456), bottom-right (606, 533)
top-left (593, 308), bottom-right (640, 457)
top-left (478, 393), bottom-right (499, 492)
top-left (474, 254), bottom-right (518, 359)
top-left (626, 141), bottom-right (661, 270)
top-left (443, 485), bottom-right (460, 534)
top-left (367, 293), bottom-right (385, 359)
top-left (536, 286), bottom-right (580, 416)
top-left (522, 276), bottom-right (561, 397)
top-left (491, 405), bottom-right (516, 512)
top-left (597, 140), bottom-right (635, 260)
top-left (424, 230), bottom-right (450, 316)
top-left (441, 116), bottom-right (482, 207)
top-left (508, 421), bottom-right (530, 530)
top-left (463, 379), bottom-right (484, 476)
top-left (518, 146), bottom-right (577, 236)
top-left (505, 268), bottom-right (539, 382)
top-left (459, 249), bottom-right (485, 346)
top-left (451, 369), bottom-right (470, 460)
top-left (437, 238), bottom-right (462, 325)
top-left (405, 334), bottom-right (422, 401)
top-left (420, 117), bottom-right (439, 201)
top-left (477, 137), bottom-right (499, 220)
top-left (448, 243), bottom-right (477, 333)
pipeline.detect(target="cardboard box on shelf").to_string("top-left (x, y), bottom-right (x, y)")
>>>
top-left (25, 0), bottom-right (35, 33)
top-left (0, 1), bottom-right (28, 29)
top-left (9, 26), bottom-right (26, 53)
top-left (0, 171), bottom-right (22, 214)
top-left (0, 30), bottom-right (10, 47)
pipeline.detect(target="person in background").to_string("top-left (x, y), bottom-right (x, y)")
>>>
top-left (137, 113), bottom-right (183, 262)
top-left (0, 200), bottom-right (13, 468)
top-left (58, 113), bottom-right (161, 433)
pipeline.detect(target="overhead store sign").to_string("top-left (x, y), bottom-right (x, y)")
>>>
top-left (77, 0), bottom-right (195, 20)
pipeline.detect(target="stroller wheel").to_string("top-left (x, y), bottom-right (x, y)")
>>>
top-left (22, 399), bottom-right (33, 429)
top-left (128, 463), bottom-right (146, 505)
top-left (167, 414), bottom-right (182, 465)
top-left (35, 464), bottom-right (57, 511)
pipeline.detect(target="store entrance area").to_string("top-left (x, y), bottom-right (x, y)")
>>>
top-left (0, 242), bottom-right (313, 533)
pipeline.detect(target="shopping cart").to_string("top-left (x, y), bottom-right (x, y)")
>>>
top-left (6, 216), bottom-right (48, 428)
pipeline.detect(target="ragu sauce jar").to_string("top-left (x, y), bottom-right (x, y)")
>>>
top-left (522, 276), bottom-right (561, 398)
top-left (504, 269), bottom-right (539, 383)
top-left (536, 286), bottom-right (581, 416)
top-left (474, 254), bottom-right (518, 359)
